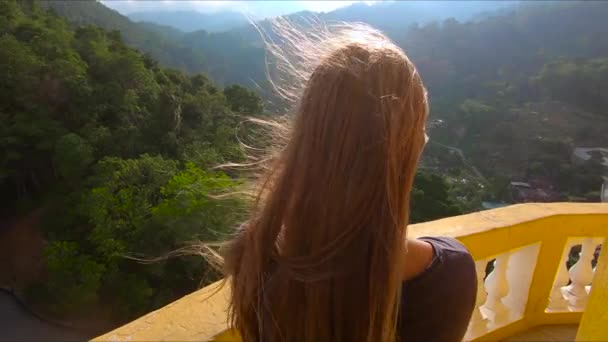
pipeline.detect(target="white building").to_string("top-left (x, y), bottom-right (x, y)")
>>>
top-left (572, 147), bottom-right (608, 168)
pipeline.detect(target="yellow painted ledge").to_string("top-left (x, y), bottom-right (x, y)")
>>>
top-left (93, 280), bottom-right (232, 342)
top-left (408, 202), bottom-right (608, 240)
top-left (92, 203), bottom-right (608, 342)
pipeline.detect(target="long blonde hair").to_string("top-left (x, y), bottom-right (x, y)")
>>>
top-left (223, 19), bottom-right (429, 342)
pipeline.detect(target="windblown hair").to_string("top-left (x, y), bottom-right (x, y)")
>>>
top-left (223, 18), bottom-right (429, 342)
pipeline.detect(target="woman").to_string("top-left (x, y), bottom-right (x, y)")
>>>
top-left (223, 22), bottom-right (477, 342)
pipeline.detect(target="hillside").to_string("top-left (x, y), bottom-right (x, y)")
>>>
top-left (41, 0), bottom-right (207, 73)
top-left (43, 0), bottom-right (265, 86)
top-left (1, 0), bottom-right (265, 326)
top-left (399, 1), bottom-right (608, 186)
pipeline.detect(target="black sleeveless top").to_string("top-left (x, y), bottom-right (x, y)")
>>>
top-left (398, 237), bottom-right (477, 342)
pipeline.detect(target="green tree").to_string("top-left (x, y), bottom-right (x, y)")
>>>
top-left (34, 241), bottom-right (106, 316)
top-left (411, 171), bottom-right (462, 223)
top-left (224, 84), bottom-right (263, 114)
top-left (54, 133), bottom-right (93, 180)
top-left (152, 163), bottom-right (245, 243)
top-left (1, 1), bottom-right (265, 324)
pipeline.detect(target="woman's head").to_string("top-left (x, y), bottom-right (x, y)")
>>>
top-left (225, 20), bottom-right (428, 342)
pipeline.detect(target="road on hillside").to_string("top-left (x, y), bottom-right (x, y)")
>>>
top-left (0, 290), bottom-right (86, 342)
top-left (429, 141), bottom-right (488, 184)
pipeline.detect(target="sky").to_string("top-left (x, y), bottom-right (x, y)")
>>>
top-left (100, 1), bottom-right (377, 18)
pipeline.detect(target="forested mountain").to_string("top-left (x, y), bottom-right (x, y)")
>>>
top-left (397, 1), bottom-right (608, 198)
top-left (1, 0), bottom-right (263, 326)
top-left (128, 10), bottom-right (248, 33)
top-left (43, 0), bottom-right (266, 86)
top-left (40, 0), bottom-right (206, 74)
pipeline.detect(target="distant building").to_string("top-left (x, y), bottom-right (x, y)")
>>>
top-left (510, 180), bottom-right (561, 203)
top-left (510, 181), bottom-right (531, 188)
top-left (572, 147), bottom-right (608, 168)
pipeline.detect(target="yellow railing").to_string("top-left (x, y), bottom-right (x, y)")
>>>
top-left (93, 203), bottom-right (608, 342)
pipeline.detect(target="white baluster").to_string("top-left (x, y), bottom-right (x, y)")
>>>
top-left (585, 238), bottom-right (604, 296)
top-left (466, 259), bottom-right (489, 340)
top-left (481, 253), bottom-right (511, 329)
top-left (503, 244), bottom-right (540, 319)
top-left (561, 238), bottom-right (595, 310)
top-left (548, 239), bottom-right (581, 311)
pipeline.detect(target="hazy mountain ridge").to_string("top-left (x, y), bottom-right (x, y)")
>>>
top-left (322, 1), bottom-right (518, 32)
top-left (128, 10), bottom-right (248, 33)
top-left (124, 1), bottom-right (519, 34)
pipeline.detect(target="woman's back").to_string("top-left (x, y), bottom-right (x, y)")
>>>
top-left (224, 22), bottom-right (476, 342)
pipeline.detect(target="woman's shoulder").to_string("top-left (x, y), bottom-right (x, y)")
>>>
top-left (421, 236), bottom-right (474, 260)
top-left (405, 236), bottom-right (476, 288)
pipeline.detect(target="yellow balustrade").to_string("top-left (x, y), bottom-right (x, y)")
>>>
top-left (93, 203), bottom-right (608, 342)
